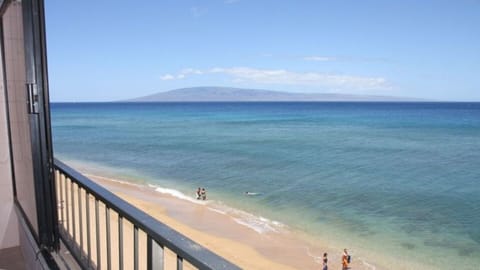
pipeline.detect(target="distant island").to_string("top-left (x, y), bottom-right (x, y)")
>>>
top-left (126, 87), bottom-right (424, 102)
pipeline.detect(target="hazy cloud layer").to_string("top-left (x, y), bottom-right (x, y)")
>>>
top-left (304, 55), bottom-right (389, 63)
top-left (303, 56), bottom-right (337, 62)
top-left (160, 67), bottom-right (390, 91)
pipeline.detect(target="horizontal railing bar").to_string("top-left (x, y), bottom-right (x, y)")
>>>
top-left (54, 159), bottom-right (240, 270)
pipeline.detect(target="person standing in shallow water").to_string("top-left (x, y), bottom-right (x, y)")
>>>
top-left (201, 188), bottom-right (207, 200)
top-left (322, 252), bottom-right (328, 270)
top-left (196, 187), bottom-right (201, 200)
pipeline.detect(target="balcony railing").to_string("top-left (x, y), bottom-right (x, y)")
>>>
top-left (54, 158), bottom-right (240, 270)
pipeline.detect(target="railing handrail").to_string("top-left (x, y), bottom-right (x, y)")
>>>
top-left (54, 158), bottom-right (241, 270)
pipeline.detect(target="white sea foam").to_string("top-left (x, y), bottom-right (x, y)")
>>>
top-left (146, 184), bottom-right (285, 234)
top-left (147, 184), bottom-right (209, 205)
top-left (221, 207), bottom-right (285, 234)
top-left (271, 220), bottom-right (285, 227)
top-left (304, 246), bottom-right (323, 264)
top-left (360, 257), bottom-right (377, 270)
top-left (233, 217), bottom-right (281, 234)
top-left (207, 207), bottom-right (227, 215)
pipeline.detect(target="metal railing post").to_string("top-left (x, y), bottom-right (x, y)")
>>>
top-left (134, 226), bottom-right (139, 270)
top-left (95, 199), bottom-right (101, 269)
top-left (118, 216), bottom-right (124, 270)
top-left (86, 192), bottom-right (91, 268)
top-left (71, 181), bottom-right (76, 242)
top-left (78, 187), bottom-right (83, 252)
top-left (106, 207), bottom-right (111, 270)
top-left (64, 174), bottom-right (69, 234)
top-left (177, 255), bottom-right (183, 270)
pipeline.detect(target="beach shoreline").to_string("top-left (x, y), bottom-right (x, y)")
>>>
top-left (86, 172), bottom-right (370, 270)
top-left (58, 155), bottom-right (449, 270)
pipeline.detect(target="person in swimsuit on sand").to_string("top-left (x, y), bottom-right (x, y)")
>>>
top-left (322, 252), bottom-right (328, 270)
top-left (342, 248), bottom-right (349, 270)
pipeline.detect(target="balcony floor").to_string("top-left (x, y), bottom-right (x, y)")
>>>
top-left (0, 246), bottom-right (26, 270)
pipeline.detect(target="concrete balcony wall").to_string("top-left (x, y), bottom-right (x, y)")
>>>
top-left (0, 6), bottom-right (19, 250)
top-left (2, 0), bottom-right (38, 235)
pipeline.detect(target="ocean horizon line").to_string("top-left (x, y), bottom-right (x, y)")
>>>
top-left (50, 100), bottom-right (480, 104)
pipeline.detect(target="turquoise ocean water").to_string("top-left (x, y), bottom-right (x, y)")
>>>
top-left (51, 102), bottom-right (480, 269)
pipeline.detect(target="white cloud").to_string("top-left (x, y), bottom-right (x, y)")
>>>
top-left (159, 69), bottom-right (203, 80)
top-left (304, 56), bottom-right (337, 62)
top-left (160, 67), bottom-right (391, 91)
top-left (160, 74), bottom-right (175, 80)
top-left (180, 68), bottom-right (204, 75)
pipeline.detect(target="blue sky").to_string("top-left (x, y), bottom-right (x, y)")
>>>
top-left (45, 0), bottom-right (480, 101)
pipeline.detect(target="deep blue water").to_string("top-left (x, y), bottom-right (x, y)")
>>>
top-left (51, 102), bottom-right (480, 269)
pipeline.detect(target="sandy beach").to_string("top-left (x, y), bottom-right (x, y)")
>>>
top-left (70, 173), bottom-right (371, 270)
